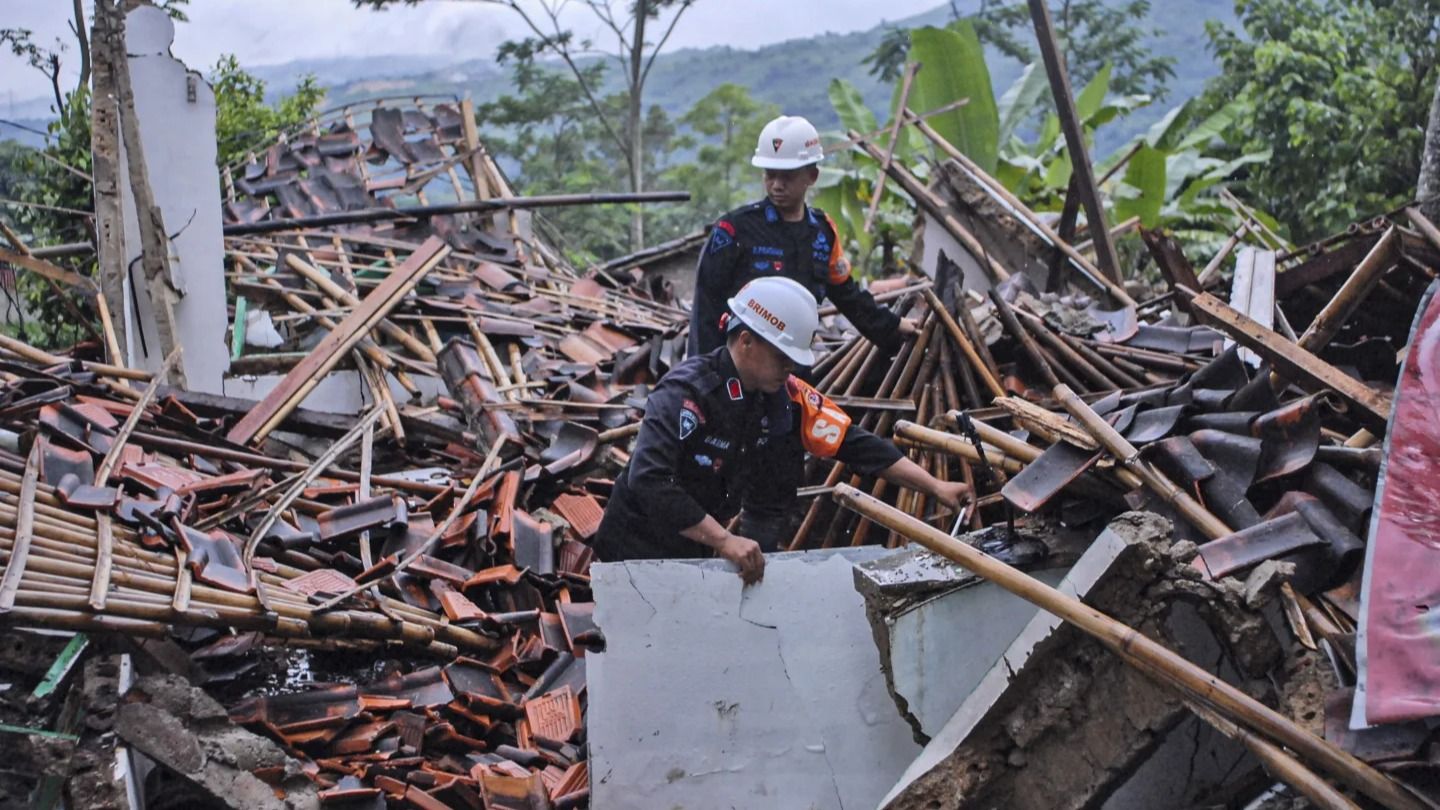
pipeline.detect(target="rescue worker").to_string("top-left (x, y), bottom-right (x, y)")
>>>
top-left (686, 114), bottom-right (919, 359)
top-left (594, 276), bottom-right (968, 584)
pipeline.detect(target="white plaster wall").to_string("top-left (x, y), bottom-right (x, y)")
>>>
top-left (880, 526), bottom-right (1132, 807)
top-left (588, 548), bottom-right (921, 810)
top-left (222, 370), bottom-right (445, 415)
top-left (114, 6), bottom-right (230, 393)
top-left (887, 568), bottom-right (1070, 738)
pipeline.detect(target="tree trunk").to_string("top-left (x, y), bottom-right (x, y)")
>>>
top-left (627, 1), bottom-right (648, 251)
top-left (72, 0), bottom-right (90, 95)
top-left (1419, 69), bottom-right (1440, 223)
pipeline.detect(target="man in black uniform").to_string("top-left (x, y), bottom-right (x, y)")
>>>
top-left (686, 114), bottom-right (919, 359)
top-left (595, 276), bottom-right (967, 584)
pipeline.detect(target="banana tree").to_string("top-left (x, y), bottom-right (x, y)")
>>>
top-left (821, 18), bottom-right (1274, 273)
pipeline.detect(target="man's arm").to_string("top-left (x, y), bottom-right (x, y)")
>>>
top-left (627, 383), bottom-right (767, 583)
top-left (625, 385), bottom-right (711, 537)
top-left (680, 514), bottom-right (765, 585)
top-left (687, 220), bottom-right (744, 358)
top-left (819, 213), bottom-right (905, 350)
top-left (834, 425), bottom-right (969, 507)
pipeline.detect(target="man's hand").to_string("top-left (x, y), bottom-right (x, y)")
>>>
top-left (717, 533), bottom-right (765, 585)
top-left (929, 480), bottom-right (971, 510)
top-left (897, 317), bottom-right (922, 338)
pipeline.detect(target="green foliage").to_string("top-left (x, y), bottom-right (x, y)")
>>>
top-left (866, 1), bottom-right (1176, 104)
top-left (211, 55), bottom-right (324, 167)
top-left (667, 83), bottom-right (779, 220)
top-left (477, 58), bottom-right (689, 264)
top-left (1199, 0), bottom-right (1440, 241)
top-left (1113, 143), bottom-right (1166, 226)
top-left (3, 87), bottom-right (97, 349)
top-left (827, 16), bottom-right (1269, 278)
top-left (909, 22), bottom-right (1000, 174)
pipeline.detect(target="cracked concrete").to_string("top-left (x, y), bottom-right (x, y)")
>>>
top-left (875, 512), bottom-right (1278, 810)
top-left (587, 548), bottom-right (919, 810)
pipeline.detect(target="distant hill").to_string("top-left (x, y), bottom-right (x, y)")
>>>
top-left (3, 1), bottom-right (1239, 157)
top-left (314, 0), bottom-right (1236, 155)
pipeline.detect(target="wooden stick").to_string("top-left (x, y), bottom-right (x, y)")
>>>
top-left (831, 484), bottom-right (1425, 810)
top-left (90, 346), bottom-right (182, 610)
top-left (923, 288), bottom-right (1006, 399)
top-left (989, 289), bottom-right (1062, 388)
top-left (1196, 221), bottom-right (1252, 286)
top-left (864, 62), bottom-right (921, 234)
top-left (1053, 384), bottom-right (1232, 539)
top-left (0, 444), bottom-right (41, 612)
top-left (284, 252), bottom-right (438, 363)
top-left (1295, 226), bottom-right (1398, 353)
top-left (894, 421), bottom-right (1025, 474)
top-left (313, 441), bottom-right (503, 612)
top-left (242, 407), bottom-right (385, 610)
top-left (0, 333), bottom-right (149, 382)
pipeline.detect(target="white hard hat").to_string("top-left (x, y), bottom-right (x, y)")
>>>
top-left (727, 276), bottom-right (820, 366)
top-left (751, 115), bottom-right (824, 170)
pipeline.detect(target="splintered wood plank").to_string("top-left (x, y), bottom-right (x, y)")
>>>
top-left (226, 237), bottom-right (450, 445)
top-left (1182, 287), bottom-right (1392, 431)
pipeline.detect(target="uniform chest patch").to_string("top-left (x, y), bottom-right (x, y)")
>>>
top-left (679, 407), bottom-right (700, 440)
top-left (726, 378), bottom-right (744, 401)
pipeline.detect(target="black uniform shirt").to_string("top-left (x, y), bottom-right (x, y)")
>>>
top-left (593, 346), bottom-right (903, 561)
top-left (685, 200), bottom-right (903, 358)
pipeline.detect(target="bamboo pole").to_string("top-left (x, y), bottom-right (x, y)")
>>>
top-left (0, 333), bottom-right (149, 382)
top-left (922, 288), bottom-right (1006, 399)
top-left (955, 294), bottom-right (1001, 377)
top-left (831, 484), bottom-right (1425, 810)
top-left (989, 289), bottom-right (1062, 388)
top-left (284, 253), bottom-right (438, 363)
top-left (90, 346), bottom-right (181, 609)
top-left (864, 62), bottom-right (921, 234)
top-left (1014, 309), bottom-right (1117, 392)
top-left (894, 421), bottom-right (1025, 474)
top-left (1293, 227), bottom-right (1398, 354)
top-left (0, 444), bottom-right (40, 611)
top-left (1053, 384), bottom-right (1232, 540)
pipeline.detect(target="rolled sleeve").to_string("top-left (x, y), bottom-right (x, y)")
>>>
top-left (835, 425), bottom-right (904, 475)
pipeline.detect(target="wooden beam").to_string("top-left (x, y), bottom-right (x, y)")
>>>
top-left (1027, 0), bottom-right (1123, 287)
top-left (1180, 286), bottom-right (1392, 431)
top-left (863, 62), bottom-right (921, 234)
top-left (89, 2), bottom-right (128, 365)
top-left (98, 1), bottom-right (185, 385)
top-left (850, 130), bottom-right (1009, 283)
top-left (226, 237), bottom-right (451, 445)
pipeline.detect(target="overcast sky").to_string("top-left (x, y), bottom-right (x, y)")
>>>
top-left (2, 0), bottom-right (943, 110)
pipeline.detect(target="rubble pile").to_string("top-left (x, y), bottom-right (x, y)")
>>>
top-left (0, 71), bottom-right (1437, 810)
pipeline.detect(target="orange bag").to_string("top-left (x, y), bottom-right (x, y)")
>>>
top-left (785, 376), bottom-right (851, 457)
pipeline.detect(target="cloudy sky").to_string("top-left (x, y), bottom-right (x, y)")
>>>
top-left (2, 0), bottom-right (943, 111)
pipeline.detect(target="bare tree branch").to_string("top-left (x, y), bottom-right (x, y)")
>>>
top-left (640, 1), bottom-right (693, 90)
top-left (70, 0), bottom-right (90, 95)
top-left (483, 0), bottom-right (632, 164)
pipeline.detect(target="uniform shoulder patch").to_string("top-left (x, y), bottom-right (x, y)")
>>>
top-left (707, 222), bottom-right (735, 255)
top-left (678, 405), bottom-right (700, 440)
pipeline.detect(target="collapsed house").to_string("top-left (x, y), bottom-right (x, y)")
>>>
top-left (0, 4), bottom-right (1438, 810)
